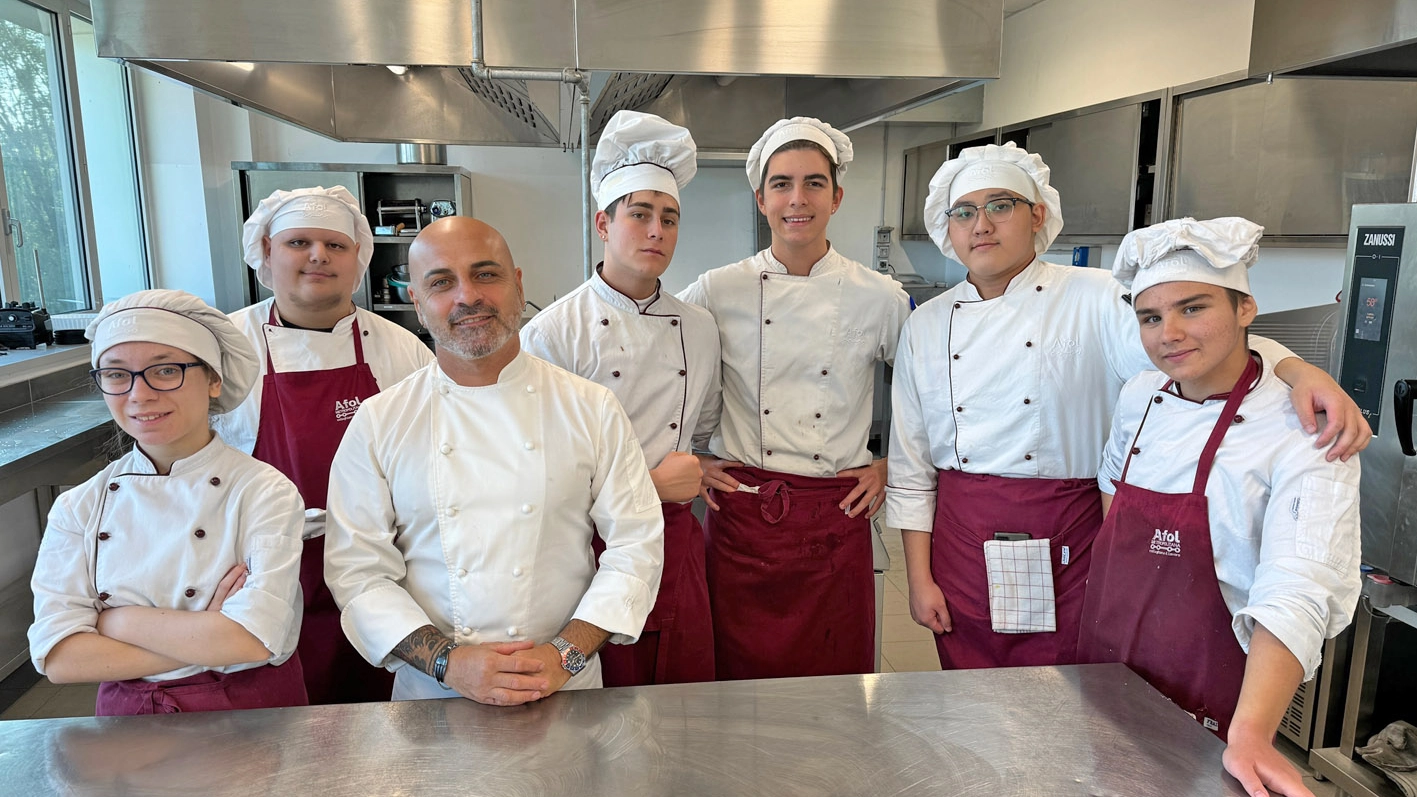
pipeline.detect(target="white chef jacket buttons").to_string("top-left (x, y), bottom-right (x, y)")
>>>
top-left (523, 441), bottom-right (535, 450)
top-left (520, 504), bottom-right (533, 514)
top-left (525, 385), bottom-right (536, 394)
top-left (512, 567), bottom-right (524, 577)
top-left (440, 443), bottom-right (452, 455)
top-left (507, 626), bottom-right (520, 636)
top-left (461, 626), bottom-right (472, 636)
top-left (439, 384), bottom-right (450, 396)
top-left (456, 568), bottom-right (468, 577)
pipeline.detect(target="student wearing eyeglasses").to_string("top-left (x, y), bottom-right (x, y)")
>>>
top-left (28, 290), bottom-right (308, 715)
top-left (885, 143), bottom-right (1370, 671)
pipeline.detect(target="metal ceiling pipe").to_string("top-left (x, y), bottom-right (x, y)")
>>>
top-left (467, 0), bottom-right (593, 278)
top-left (397, 143), bottom-right (448, 165)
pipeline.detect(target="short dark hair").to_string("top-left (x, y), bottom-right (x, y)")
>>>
top-left (758, 140), bottom-right (840, 193)
top-left (1223, 288), bottom-right (1247, 309)
top-left (603, 194), bottom-right (628, 220)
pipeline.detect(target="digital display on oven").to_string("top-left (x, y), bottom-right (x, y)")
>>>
top-left (1354, 277), bottom-right (1389, 342)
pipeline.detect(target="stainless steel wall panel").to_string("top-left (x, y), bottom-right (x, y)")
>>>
top-left (331, 68), bottom-right (558, 145)
top-left (1027, 103), bottom-right (1141, 237)
top-left (1172, 79), bottom-right (1417, 236)
top-left (133, 61), bottom-right (339, 138)
top-left (1250, 0), bottom-right (1417, 77)
top-left (575, 0), bottom-right (1002, 78)
top-left (480, 0), bottom-right (576, 70)
top-left (616, 76), bottom-right (788, 151)
top-left (95, 0), bottom-right (471, 66)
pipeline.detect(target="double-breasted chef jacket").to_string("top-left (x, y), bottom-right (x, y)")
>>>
top-left (1094, 354), bottom-right (1362, 680)
top-left (323, 353), bottom-right (665, 699)
top-left (678, 245), bottom-right (911, 475)
top-left (29, 436), bottom-right (306, 680)
top-left (521, 268), bottom-right (722, 469)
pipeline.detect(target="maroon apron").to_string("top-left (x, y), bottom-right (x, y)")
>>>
top-left (931, 471), bottom-right (1102, 669)
top-left (599, 501), bottom-right (715, 686)
top-left (250, 308), bottom-right (392, 704)
top-left (705, 466), bottom-right (875, 680)
top-left (1077, 357), bottom-right (1258, 740)
top-left (96, 656), bottom-right (307, 716)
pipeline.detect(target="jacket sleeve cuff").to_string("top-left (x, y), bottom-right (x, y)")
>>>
top-left (573, 570), bottom-right (655, 645)
top-left (885, 488), bottom-right (936, 533)
top-left (1232, 605), bottom-right (1325, 682)
top-left (341, 585), bottom-right (437, 667)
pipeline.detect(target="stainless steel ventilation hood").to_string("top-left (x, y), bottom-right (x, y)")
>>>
top-left (1250, 0), bottom-right (1417, 78)
top-left (92, 0), bottom-right (1000, 148)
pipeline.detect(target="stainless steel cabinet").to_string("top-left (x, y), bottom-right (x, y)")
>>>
top-left (1171, 78), bottom-right (1417, 237)
top-left (1026, 103), bottom-right (1144, 237)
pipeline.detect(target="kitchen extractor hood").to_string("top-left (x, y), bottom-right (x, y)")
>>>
top-left (92, 0), bottom-right (1001, 147)
top-left (1250, 0), bottom-right (1417, 78)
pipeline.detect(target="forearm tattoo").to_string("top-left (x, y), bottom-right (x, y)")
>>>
top-left (392, 624), bottom-right (453, 677)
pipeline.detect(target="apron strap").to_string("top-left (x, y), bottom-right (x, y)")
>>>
top-left (758, 480), bottom-right (790, 524)
top-left (1191, 355), bottom-right (1260, 495)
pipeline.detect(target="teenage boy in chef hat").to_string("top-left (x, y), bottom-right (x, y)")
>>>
top-left (522, 109), bottom-right (721, 686)
top-left (887, 143), bottom-right (1369, 674)
top-left (221, 185), bottom-right (433, 705)
top-left (29, 289), bottom-right (308, 715)
top-left (678, 117), bottom-right (911, 680)
top-left (1080, 217), bottom-right (1360, 797)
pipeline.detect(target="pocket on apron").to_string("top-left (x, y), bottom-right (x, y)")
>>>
top-left (983, 539), bottom-right (1057, 634)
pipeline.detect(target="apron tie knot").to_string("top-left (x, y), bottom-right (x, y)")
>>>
top-left (757, 480), bottom-right (790, 524)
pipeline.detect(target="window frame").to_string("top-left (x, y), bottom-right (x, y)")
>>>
top-left (0, 0), bottom-right (149, 310)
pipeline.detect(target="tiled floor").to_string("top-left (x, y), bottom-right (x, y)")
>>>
top-left (1, 671), bottom-right (98, 721)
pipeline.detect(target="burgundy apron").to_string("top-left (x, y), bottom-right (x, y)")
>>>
top-left (250, 308), bottom-right (392, 704)
top-left (599, 501), bottom-right (715, 686)
top-left (96, 656), bottom-right (308, 716)
top-left (931, 471), bottom-right (1103, 669)
top-left (705, 466), bottom-right (875, 680)
top-left (1077, 357), bottom-right (1258, 740)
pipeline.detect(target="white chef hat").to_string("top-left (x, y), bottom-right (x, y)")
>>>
top-left (746, 117), bottom-right (854, 190)
top-left (87, 289), bottom-right (259, 414)
top-left (241, 186), bottom-right (373, 289)
top-left (592, 110), bottom-right (698, 211)
top-left (1113, 217), bottom-right (1264, 298)
top-left (923, 142), bottom-right (1064, 264)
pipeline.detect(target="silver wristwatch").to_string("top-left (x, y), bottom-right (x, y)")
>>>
top-left (550, 636), bottom-right (587, 676)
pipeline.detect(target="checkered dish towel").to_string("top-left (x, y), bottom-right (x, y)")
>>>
top-left (983, 539), bottom-right (1056, 633)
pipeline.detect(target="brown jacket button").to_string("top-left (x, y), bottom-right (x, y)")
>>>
top-left (1233, 415), bottom-right (1245, 424)
top-left (98, 532), bottom-right (111, 541)
top-left (815, 413), bottom-right (821, 419)
top-left (952, 354), bottom-right (959, 360)
top-left (766, 450), bottom-right (773, 456)
top-left (209, 477), bottom-right (221, 486)
top-left (600, 319), bottom-right (609, 326)
top-left (1131, 447), bottom-right (1142, 455)
top-left (612, 371), bottom-right (621, 378)
top-left (671, 319), bottom-right (678, 326)
top-left (765, 319), bottom-right (772, 325)
top-left (1153, 396), bottom-right (1163, 404)
top-left (821, 369), bottom-right (828, 376)
top-left (1025, 341), bottom-right (1033, 348)
top-left (956, 406), bottom-right (964, 412)
top-left (194, 529), bottom-right (206, 539)
top-left (669, 423), bottom-right (678, 429)
top-left (98, 592), bottom-right (110, 601)
top-left (678, 370), bottom-right (686, 376)
top-left (813, 454), bottom-right (820, 460)
top-left (108, 483), bottom-right (119, 492)
top-left (763, 409), bottom-right (770, 415)
top-left (1035, 285), bottom-right (1043, 292)
top-left (1023, 398), bottom-right (1031, 405)
top-left (185, 588), bottom-right (197, 598)
top-left (953, 302), bottom-right (961, 309)
top-left (1025, 454), bottom-right (1033, 461)
top-left (961, 457), bottom-right (969, 464)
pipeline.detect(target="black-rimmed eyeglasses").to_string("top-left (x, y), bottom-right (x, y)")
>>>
top-left (943, 197), bottom-right (1035, 226)
top-left (89, 362), bottom-right (205, 395)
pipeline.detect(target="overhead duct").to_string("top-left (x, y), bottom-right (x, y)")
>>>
top-left (1250, 0), bottom-right (1417, 78)
top-left (93, 0), bottom-right (1002, 148)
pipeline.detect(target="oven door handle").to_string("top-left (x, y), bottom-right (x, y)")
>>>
top-left (1396, 379), bottom-right (1417, 456)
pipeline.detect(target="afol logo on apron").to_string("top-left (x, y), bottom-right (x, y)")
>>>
top-left (1149, 528), bottom-right (1182, 557)
top-left (334, 398), bottom-right (362, 423)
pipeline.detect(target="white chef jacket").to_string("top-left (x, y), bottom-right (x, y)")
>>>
top-left (520, 268), bottom-right (722, 469)
top-left (678, 246), bottom-right (911, 477)
top-left (324, 352), bottom-right (665, 698)
top-left (29, 436), bottom-right (306, 681)
top-left (885, 258), bottom-right (1299, 532)
top-left (216, 298), bottom-right (434, 456)
top-left (1097, 354), bottom-right (1362, 680)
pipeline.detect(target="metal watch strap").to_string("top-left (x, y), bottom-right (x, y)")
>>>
top-left (432, 641), bottom-right (458, 687)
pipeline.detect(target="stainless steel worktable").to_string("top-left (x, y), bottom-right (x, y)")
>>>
top-left (0, 664), bottom-right (1244, 796)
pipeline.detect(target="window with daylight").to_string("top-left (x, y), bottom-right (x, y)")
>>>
top-left (0, 0), bottom-right (147, 315)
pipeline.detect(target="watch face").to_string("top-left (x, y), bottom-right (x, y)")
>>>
top-left (564, 647), bottom-right (587, 674)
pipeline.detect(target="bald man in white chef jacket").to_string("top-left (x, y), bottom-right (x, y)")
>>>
top-left (218, 186), bottom-right (434, 705)
top-left (324, 216), bottom-right (664, 704)
top-left (521, 111), bottom-right (721, 686)
top-left (679, 117), bottom-right (912, 680)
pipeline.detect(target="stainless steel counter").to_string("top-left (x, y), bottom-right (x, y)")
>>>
top-left (0, 389), bottom-right (110, 506)
top-left (0, 664), bottom-right (1244, 796)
